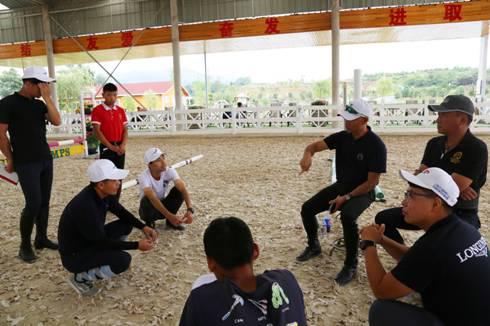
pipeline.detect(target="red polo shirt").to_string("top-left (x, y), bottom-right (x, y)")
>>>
top-left (91, 103), bottom-right (128, 142)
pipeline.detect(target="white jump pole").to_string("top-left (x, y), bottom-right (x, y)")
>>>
top-left (80, 93), bottom-right (89, 157)
top-left (48, 136), bottom-right (84, 148)
top-left (122, 154), bottom-right (204, 190)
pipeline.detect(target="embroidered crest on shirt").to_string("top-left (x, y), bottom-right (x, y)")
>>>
top-left (450, 151), bottom-right (463, 164)
top-left (356, 153), bottom-right (364, 161)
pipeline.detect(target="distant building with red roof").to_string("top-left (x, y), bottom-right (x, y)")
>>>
top-left (92, 81), bottom-right (190, 110)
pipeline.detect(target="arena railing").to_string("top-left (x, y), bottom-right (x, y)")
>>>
top-left (46, 101), bottom-right (490, 136)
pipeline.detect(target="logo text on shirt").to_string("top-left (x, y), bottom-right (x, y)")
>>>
top-left (456, 237), bottom-right (488, 263)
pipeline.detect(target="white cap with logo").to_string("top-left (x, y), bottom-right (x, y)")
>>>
top-left (22, 66), bottom-right (56, 83)
top-left (399, 167), bottom-right (460, 206)
top-left (87, 159), bottom-right (129, 182)
top-left (339, 99), bottom-right (373, 121)
top-left (144, 147), bottom-right (165, 164)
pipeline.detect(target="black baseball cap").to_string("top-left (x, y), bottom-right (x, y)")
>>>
top-left (428, 95), bottom-right (474, 116)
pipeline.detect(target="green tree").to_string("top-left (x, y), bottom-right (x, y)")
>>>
top-left (143, 90), bottom-right (158, 109)
top-left (187, 81), bottom-right (206, 106)
top-left (312, 80), bottom-right (331, 100)
top-left (234, 77), bottom-right (251, 86)
top-left (57, 65), bottom-right (95, 111)
top-left (0, 69), bottom-right (22, 98)
top-left (376, 77), bottom-right (395, 98)
top-left (121, 96), bottom-right (137, 112)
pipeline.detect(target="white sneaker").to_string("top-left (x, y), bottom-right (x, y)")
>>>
top-left (68, 275), bottom-right (100, 296)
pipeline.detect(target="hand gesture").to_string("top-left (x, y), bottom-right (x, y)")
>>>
top-left (5, 160), bottom-right (14, 173)
top-left (117, 143), bottom-right (126, 156)
top-left (460, 187), bottom-right (477, 201)
top-left (183, 211), bottom-right (193, 224)
top-left (138, 238), bottom-right (155, 251)
top-left (38, 83), bottom-right (51, 100)
top-left (299, 154), bottom-right (312, 175)
top-left (360, 224), bottom-right (385, 243)
top-left (328, 195), bottom-right (347, 213)
top-left (168, 214), bottom-right (184, 227)
top-left (142, 226), bottom-right (158, 242)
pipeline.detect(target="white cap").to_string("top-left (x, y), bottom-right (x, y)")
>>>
top-left (339, 99), bottom-right (372, 121)
top-left (87, 159), bottom-right (129, 182)
top-left (22, 66), bottom-right (55, 83)
top-left (399, 167), bottom-right (460, 206)
top-left (144, 147), bottom-right (164, 164)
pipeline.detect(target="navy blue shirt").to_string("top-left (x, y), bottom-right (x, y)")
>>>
top-left (0, 92), bottom-right (52, 164)
top-left (324, 127), bottom-right (387, 192)
top-left (421, 131), bottom-right (487, 210)
top-left (58, 185), bottom-right (145, 256)
top-left (179, 269), bottom-right (307, 326)
top-left (392, 214), bottom-right (490, 326)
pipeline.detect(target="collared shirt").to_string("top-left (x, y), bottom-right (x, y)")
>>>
top-left (0, 92), bottom-right (51, 164)
top-left (324, 126), bottom-right (387, 192)
top-left (91, 103), bottom-right (128, 142)
top-left (392, 214), bottom-right (490, 326)
top-left (421, 131), bottom-right (488, 210)
top-left (58, 185), bottom-right (145, 256)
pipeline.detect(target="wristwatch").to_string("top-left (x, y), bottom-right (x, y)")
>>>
top-left (187, 207), bottom-right (194, 214)
top-left (359, 240), bottom-right (376, 251)
top-left (345, 193), bottom-right (352, 201)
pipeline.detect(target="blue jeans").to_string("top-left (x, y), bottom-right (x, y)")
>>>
top-left (16, 159), bottom-right (53, 246)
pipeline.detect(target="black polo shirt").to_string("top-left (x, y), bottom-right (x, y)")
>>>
top-left (324, 127), bottom-right (387, 192)
top-left (0, 92), bottom-right (52, 164)
top-left (179, 269), bottom-right (307, 326)
top-left (392, 214), bottom-right (490, 326)
top-left (58, 185), bottom-right (145, 256)
top-left (421, 131), bottom-right (487, 210)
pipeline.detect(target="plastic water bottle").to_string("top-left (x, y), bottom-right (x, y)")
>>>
top-left (320, 215), bottom-right (331, 236)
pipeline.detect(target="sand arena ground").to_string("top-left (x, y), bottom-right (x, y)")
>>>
top-left (1, 135), bottom-right (489, 325)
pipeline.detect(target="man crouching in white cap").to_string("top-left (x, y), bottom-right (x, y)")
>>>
top-left (58, 159), bottom-right (158, 296)
top-left (360, 167), bottom-right (490, 326)
top-left (138, 147), bottom-right (194, 231)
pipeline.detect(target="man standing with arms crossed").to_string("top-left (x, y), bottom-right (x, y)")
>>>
top-left (375, 95), bottom-right (487, 244)
top-left (0, 66), bottom-right (61, 263)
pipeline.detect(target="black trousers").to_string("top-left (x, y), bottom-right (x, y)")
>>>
top-left (100, 142), bottom-right (125, 199)
top-left (375, 206), bottom-right (480, 244)
top-left (99, 142), bottom-right (125, 169)
top-left (60, 220), bottom-right (133, 275)
top-left (139, 187), bottom-right (184, 222)
top-left (16, 159), bottom-right (53, 246)
top-left (301, 183), bottom-right (374, 267)
top-left (369, 300), bottom-right (444, 326)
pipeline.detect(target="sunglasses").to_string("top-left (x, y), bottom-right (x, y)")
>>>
top-left (345, 105), bottom-right (360, 115)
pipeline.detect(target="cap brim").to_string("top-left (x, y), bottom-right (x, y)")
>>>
top-left (399, 169), bottom-right (430, 190)
top-left (107, 168), bottom-right (129, 180)
top-left (36, 76), bottom-right (56, 83)
top-left (427, 104), bottom-right (443, 112)
top-left (428, 105), bottom-right (472, 115)
top-left (338, 111), bottom-right (361, 121)
top-left (22, 75), bottom-right (56, 83)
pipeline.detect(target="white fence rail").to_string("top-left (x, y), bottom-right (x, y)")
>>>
top-left (47, 102), bottom-right (490, 136)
